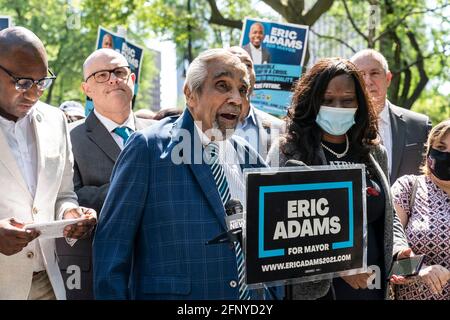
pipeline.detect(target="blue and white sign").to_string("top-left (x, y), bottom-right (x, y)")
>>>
top-left (240, 18), bottom-right (309, 117)
top-left (244, 165), bottom-right (367, 288)
top-left (0, 16), bottom-right (11, 31)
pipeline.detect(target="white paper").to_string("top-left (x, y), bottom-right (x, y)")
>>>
top-left (25, 218), bottom-right (85, 239)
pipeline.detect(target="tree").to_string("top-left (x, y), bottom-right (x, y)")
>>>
top-left (0, 0), bottom-right (159, 110)
top-left (207, 0), bottom-right (449, 110)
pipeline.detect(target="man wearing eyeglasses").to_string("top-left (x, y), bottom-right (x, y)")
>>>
top-left (55, 48), bottom-right (155, 299)
top-left (0, 26), bottom-right (97, 300)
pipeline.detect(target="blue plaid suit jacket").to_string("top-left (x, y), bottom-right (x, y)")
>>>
top-left (93, 109), bottom-right (272, 299)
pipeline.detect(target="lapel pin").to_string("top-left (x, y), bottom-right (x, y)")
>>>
top-left (36, 114), bottom-right (42, 122)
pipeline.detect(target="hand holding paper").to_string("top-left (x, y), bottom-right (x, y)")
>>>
top-left (0, 218), bottom-right (39, 255)
top-left (63, 207), bottom-right (97, 239)
top-left (25, 218), bottom-right (85, 240)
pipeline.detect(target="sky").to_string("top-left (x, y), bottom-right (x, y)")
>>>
top-left (145, 39), bottom-right (178, 109)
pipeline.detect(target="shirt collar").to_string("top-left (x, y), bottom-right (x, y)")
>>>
top-left (0, 104), bottom-right (36, 126)
top-left (379, 102), bottom-right (390, 124)
top-left (94, 109), bottom-right (136, 133)
top-left (249, 43), bottom-right (262, 52)
top-left (243, 105), bottom-right (257, 126)
top-left (193, 120), bottom-right (228, 151)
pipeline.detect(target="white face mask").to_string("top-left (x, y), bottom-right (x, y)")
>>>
top-left (315, 106), bottom-right (357, 136)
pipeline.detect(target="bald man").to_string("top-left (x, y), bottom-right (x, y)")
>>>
top-left (243, 22), bottom-right (271, 64)
top-left (228, 46), bottom-right (284, 160)
top-left (0, 26), bottom-right (96, 300)
top-left (351, 49), bottom-right (431, 184)
top-left (56, 49), bottom-right (155, 299)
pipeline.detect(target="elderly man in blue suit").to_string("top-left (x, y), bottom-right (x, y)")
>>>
top-left (93, 49), bottom-right (279, 299)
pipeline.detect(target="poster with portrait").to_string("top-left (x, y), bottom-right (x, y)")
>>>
top-left (0, 16), bottom-right (11, 31)
top-left (85, 26), bottom-right (144, 115)
top-left (240, 18), bottom-right (309, 117)
top-left (244, 165), bottom-right (367, 288)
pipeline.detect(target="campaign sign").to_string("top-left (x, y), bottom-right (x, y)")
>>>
top-left (0, 16), bottom-right (11, 31)
top-left (244, 165), bottom-right (367, 288)
top-left (85, 26), bottom-right (144, 115)
top-left (240, 18), bottom-right (308, 117)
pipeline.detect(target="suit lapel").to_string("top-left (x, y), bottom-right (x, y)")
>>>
top-left (85, 113), bottom-right (121, 162)
top-left (32, 107), bottom-right (47, 199)
top-left (135, 116), bottom-right (150, 130)
top-left (0, 123), bottom-right (31, 196)
top-left (171, 110), bottom-right (228, 231)
top-left (389, 104), bottom-right (405, 182)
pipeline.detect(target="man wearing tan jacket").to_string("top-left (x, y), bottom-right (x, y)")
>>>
top-left (0, 26), bottom-right (96, 300)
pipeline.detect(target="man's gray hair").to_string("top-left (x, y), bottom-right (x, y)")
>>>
top-left (350, 49), bottom-right (389, 73)
top-left (184, 48), bottom-right (238, 94)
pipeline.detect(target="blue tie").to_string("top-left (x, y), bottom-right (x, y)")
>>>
top-left (207, 142), bottom-right (250, 300)
top-left (113, 126), bottom-right (133, 144)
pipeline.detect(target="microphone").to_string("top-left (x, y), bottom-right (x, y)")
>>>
top-left (285, 159), bottom-right (313, 170)
top-left (225, 198), bottom-right (245, 232)
top-left (205, 198), bottom-right (244, 246)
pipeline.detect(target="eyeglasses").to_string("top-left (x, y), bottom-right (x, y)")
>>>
top-left (0, 64), bottom-right (56, 92)
top-left (85, 66), bottom-right (131, 83)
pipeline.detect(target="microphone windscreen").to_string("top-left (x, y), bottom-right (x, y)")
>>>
top-left (225, 198), bottom-right (243, 216)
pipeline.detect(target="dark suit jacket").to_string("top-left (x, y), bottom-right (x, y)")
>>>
top-left (56, 111), bottom-right (155, 300)
top-left (93, 109), bottom-right (272, 299)
top-left (388, 101), bottom-right (431, 184)
top-left (243, 43), bottom-right (271, 64)
top-left (267, 141), bottom-right (409, 299)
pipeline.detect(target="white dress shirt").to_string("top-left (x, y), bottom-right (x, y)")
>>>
top-left (378, 103), bottom-right (392, 175)
top-left (249, 43), bottom-right (263, 65)
top-left (0, 108), bottom-right (46, 272)
top-left (194, 123), bottom-right (246, 207)
top-left (94, 110), bottom-right (136, 150)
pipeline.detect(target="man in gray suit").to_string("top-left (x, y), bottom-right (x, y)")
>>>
top-left (351, 49), bottom-right (431, 184)
top-left (242, 22), bottom-right (271, 64)
top-left (228, 46), bottom-right (285, 160)
top-left (56, 49), bottom-right (155, 299)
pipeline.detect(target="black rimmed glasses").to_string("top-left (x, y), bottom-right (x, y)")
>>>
top-left (85, 66), bottom-right (131, 83)
top-left (0, 64), bottom-right (56, 92)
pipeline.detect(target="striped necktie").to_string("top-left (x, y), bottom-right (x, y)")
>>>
top-left (113, 126), bottom-right (133, 144)
top-left (206, 142), bottom-right (250, 300)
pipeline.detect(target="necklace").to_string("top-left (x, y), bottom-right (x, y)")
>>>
top-left (321, 134), bottom-right (349, 159)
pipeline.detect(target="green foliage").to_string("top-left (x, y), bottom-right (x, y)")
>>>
top-left (322, 0), bottom-right (449, 110)
top-left (0, 0), bottom-right (159, 110)
top-left (140, 0), bottom-right (269, 65)
top-left (412, 90), bottom-right (450, 125)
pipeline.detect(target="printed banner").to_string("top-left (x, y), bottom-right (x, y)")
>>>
top-left (86, 26), bottom-right (144, 115)
top-left (240, 18), bottom-right (309, 117)
top-left (244, 165), bottom-right (367, 288)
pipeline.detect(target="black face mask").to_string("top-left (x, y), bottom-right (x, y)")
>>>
top-left (427, 148), bottom-right (450, 181)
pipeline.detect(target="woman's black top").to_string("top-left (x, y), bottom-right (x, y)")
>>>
top-left (319, 140), bottom-right (386, 300)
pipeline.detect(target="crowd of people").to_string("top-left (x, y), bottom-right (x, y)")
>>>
top-left (0, 26), bottom-right (448, 300)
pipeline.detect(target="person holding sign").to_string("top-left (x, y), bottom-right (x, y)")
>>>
top-left (267, 58), bottom-right (409, 300)
top-left (391, 119), bottom-right (450, 300)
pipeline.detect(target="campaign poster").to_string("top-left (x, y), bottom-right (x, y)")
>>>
top-left (85, 26), bottom-right (144, 115)
top-left (240, 18), bottom-right (309, 117)
top-left (244, 165), bottom-right (367, 288)
top-left (0, 16), bottom-right (11, 31)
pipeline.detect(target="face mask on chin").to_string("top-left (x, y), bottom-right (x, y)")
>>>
top-left (428, 148), bottom-right (450, 181)
top-left (315, 105), bottom-right (357, 136)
